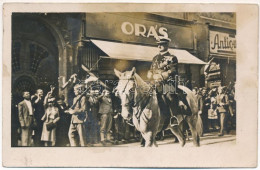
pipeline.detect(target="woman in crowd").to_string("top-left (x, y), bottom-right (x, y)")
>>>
top-left (41, 86), bottom-right (60, 146)
top-left (207, 88), bottom-right (219, 131)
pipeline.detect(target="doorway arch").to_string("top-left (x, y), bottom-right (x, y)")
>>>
top-left (12, 14), bottom-right (67, 98)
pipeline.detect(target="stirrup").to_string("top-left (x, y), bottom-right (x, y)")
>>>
top-left (179, 101), bottom-right (187, 110)
top-left (170, 116), bottom-right (179, 127)
top-left (126, 119), bottom-right (135, 127)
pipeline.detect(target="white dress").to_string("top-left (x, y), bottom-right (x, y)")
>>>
top-left (41, 107), bottom-right (60, 142)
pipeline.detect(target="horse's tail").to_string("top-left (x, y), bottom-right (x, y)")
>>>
top-left (178, 85), bottom-right (199, 126)
top-left (178, 85), bottom-right (201, 146)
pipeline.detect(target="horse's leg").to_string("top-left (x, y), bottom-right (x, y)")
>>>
top-left (140, 135), bottom-right (145, 147)
top-left (169, 125), bottom-right (186, 147)
top-left (153, 139), bottom-right (158, 147)
top-left (144, 132), bottom-right (153, 147)
top-left (179, 120), bottom-right (189, 141)
top-left (180, 120), bottom-right (190, 141)
top-left (186, 116), bottom-right (200, 147)
top-left (186, 130), bottom-right (190, 141)
top-left (152, 130), bottom-right (158, 147)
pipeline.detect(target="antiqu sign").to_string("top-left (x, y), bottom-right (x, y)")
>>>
top-left (85, 13), bottom-right (194, 49)
top-left (210, 31), bottom-right (236, 54)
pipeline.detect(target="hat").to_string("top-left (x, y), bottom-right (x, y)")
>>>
top-left (47, 97), bottom-right (56, 103)
top-left (156, 36), bottom-right (171, 44)
top-left (212, 87), bottom-right (217, 91)
top-left (74, 84), bottom-right (85, 90)
top-left (103, 89), bottom-right (111, 94)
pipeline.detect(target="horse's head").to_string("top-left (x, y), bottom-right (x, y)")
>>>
top-left (114, 67), bottom-right (136, 121)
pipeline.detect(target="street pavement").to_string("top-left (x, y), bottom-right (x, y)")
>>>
top-left (93, 130), bottom-right (236, 147)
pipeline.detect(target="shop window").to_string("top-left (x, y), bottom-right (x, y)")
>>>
top-left (81, 43), bottom-right (103, 71)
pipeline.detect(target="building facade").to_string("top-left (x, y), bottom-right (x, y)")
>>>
top-left (11, 13), bottom-right (236, 113)
top-left (11, 12), bottom-right (236, 100)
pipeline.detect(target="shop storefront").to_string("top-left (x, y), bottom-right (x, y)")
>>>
top-left (79, 13), bottom-right (205, 88)
top-left (206, 27), bottom-right (236, 88)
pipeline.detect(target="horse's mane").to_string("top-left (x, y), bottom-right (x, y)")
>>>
top-left (133, 73), bottom-right (150, 92)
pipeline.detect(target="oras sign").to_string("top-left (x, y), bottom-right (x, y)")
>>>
top-left (121, 21), bottom-right (168, 39)
top-left (210, 31), bottom-right (236, 54)
top-left (86, 13), bottom-right (194, 49)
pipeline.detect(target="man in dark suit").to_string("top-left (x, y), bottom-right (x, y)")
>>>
top-left (65, 84), bottom-right (87, 147)
top-left (98, 89), bottom-right (113, 145)
top-left (56, 95), bottom-right (71, 147)
top-left (31, 89), bottom-right (45, 147)
top-left (111, 89), bottom-right (122, 144)
top-left (86, 89), bottom-right (100, 144)
top-left (18, 91), bottom-right (36, 146)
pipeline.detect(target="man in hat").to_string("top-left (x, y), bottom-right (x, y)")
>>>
top-left (147, 36), bottom-right (192, 126)
top-left (86, 89), bottom-right (100, 144)
top-left (31, 89), bottom-right (45, 147)
top-left (97, 89), bottom-right (113, 146)
top-left (65, 84), bottom-right (87, 146)
top-left (216, 86), bottom-right (229, 136)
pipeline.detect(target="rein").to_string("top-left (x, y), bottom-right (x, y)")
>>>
top-left (124, 77), bottom-right (154, 121)
top-left (123, 79), bottom-right (152, 108)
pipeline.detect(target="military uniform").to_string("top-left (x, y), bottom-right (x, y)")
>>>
top-left (148, 50), bottom-right (178, 94)
top-left (147, 37), bottom-right (191, 123)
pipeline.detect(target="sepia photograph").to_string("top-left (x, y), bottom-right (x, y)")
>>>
top-left (10, 12), bottom-right (236, 148)
top-left (2, 3), bottom-right (258, 168)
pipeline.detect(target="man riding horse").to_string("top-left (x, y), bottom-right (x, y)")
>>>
top-left (147, 36), bottom-right (192, 126)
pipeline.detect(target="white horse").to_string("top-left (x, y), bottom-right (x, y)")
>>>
top-left (114, 67), bottom-right (200, 147)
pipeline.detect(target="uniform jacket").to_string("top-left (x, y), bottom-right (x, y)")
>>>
top-left (87, 95), bottom-right (99, 115)
top-left (71, 96), bottom-right (87, 123)
top-left (18, 100), bottom-right (35, 127)
top-left (150, 51), bottom-right (178, 81)
top-left (98, 96), bottom-right (113, 114)
top-left (216, 94), bottom-right (229, 113)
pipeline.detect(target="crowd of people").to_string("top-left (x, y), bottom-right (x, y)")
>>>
top-left (15, 77), bottom-right (236, 147)
top-left (15, 75), bottom-right (141, 147)
top-left (192, 84), bottom-right (236, 137)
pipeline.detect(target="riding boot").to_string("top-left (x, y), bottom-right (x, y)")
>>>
top-left (165, 93), bottom-right (181, 116)
top-left (157, 94), bottom-right (171, 118)
top-left (177, 93), bottom-right (192, 116)
top-left (163, 93), bottom-right (180, 126)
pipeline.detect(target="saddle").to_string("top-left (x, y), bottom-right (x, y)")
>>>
top-left (157, 87), bottom-right (192, 127)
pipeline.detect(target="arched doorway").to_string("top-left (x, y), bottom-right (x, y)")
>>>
top-left (11, 14), bottom-right (60, 146)
top-left (12, 15), bottom-right (59, 100)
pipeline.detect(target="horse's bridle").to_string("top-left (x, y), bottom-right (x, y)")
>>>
top-left (121, 78), bottom-right (136, 108)
top-left (121, 77), bottom-right (152, 108)
top-left (119, 76), bottom-right (154, 126)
